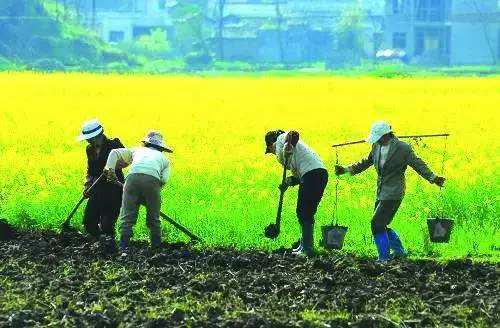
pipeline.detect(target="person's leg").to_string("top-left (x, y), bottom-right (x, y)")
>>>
top-left (119, 176), bottom-right (140, 249)
top-left (296, 169), bottom-right (328, 257)
top-left (83, 195), bottom-right (101, 240)
top-left (371, 200), bottom-right (402, 261)
top-left (387, 228), bottom-right (407, 257)
top-left (100, 188), bottom-right (122, 239)
top-left (141, 175), bottom-right (162, 249)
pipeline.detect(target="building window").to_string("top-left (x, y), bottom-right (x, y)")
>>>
top-left (109, 31), bottom-right (125, 43)
top-left (414, 27), bottom-right (450, 56)
top-left (159, 0), bottom-right (166, 10)
top-left (416, 0), bottom-right (446, 22)
top-left (393, 32), bottom-right (407, 49)
top-left (392, 0), bottom-right (406, 14)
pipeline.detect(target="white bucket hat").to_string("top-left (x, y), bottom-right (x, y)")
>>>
top-left (77, 119), bottom-right (104, 141)
top-left (142, 131), bottom-right (173, 153)
top-left (366, 121), bottom-right (392, 145)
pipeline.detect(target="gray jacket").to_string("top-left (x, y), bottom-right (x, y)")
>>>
top-left (348, 137), bottom-right (436, 200)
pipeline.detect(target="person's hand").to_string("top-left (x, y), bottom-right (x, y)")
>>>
top-left (335, 165), bottom-right (347, 176)
top-left (284, 142), bottom-right (294, 157)
top-left (433, 176), bottom-right (446, 187)
top-left (285, 176), bottom-right (296, 187)
top-left (286, 131), bottom-right (300, 147)
top-left (103, 167), bottom-right (117, 183)
top-left (83, 187), bottom-right (91, 199)
top-left (278, 182), bottom-right (289, 193)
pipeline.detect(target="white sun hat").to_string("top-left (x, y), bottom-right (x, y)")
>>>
top-left (366, 121), bottom-right (392, 145)
top-left (77, 119), bottom-right (104, 141)
top-left (142, 131), bottom-right (173, 153)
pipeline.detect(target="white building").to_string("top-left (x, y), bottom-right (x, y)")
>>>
top-left (79, 0), bottom-right (173, 42)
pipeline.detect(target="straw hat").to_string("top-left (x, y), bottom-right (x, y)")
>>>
top-left (142, 131), bottom-right (173, 153)
top-left (77, 119), bottom-right (103, 141)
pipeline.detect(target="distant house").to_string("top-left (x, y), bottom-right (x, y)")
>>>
top-left (79, 0), bottom-right (173, 43)
top-left (384, 0), bottom-right (499, 65)
top-left (206, 0), bottom-right (385, 64)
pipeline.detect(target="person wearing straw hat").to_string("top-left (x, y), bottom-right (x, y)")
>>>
top-left (335, 121), bottom-right (445, 262)
top-left (265, 130), bottom-right (328, 257)
top-left (77, 119), bottom-right (125, 241)
top-left (103, 131), bottom-right (173, 252)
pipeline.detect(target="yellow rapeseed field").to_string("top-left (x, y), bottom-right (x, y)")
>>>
top-left (0, 72), bottom-right (498, 258)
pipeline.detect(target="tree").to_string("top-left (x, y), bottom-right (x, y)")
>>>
top-left (214, 0), bottom-right (226, 60)
top-left (334, 5), bottom-right (365, 57)
top-left (275, 0), bottom-right (284, 63)
top-left (169, 1), bottom-right (210, 56)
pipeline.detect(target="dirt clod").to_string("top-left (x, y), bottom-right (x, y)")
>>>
top-left (0, 231), bottom-right (498, 327)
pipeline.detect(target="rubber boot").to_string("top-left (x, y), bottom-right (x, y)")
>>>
top-left (302, 222), bottom-right (315, 258)
top-left (374, 231), bottom-right (391, 262)
top-left (292, 238), bottom-right (303, 253)
top-left (387, 229), bottom-right (407, 259)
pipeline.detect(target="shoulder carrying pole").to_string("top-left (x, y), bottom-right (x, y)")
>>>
top-left (332, 133), bottom-right (450, 148)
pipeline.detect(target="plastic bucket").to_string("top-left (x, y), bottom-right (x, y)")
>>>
top-left (427, 218), bottom-right (453, 243)
top-left (321, 225), bottom-right (348, 250)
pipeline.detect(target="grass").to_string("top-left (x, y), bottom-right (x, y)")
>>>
top-left (0, 72), bottom-right (498, 261)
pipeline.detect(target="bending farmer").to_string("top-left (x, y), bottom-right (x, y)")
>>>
top-left (335, 121), bottom-right (445, 262)
top-left (265, 130), bottom-right (328, 257)
top-left (77, 119), bottom-right (124, 240)
top-left (104, 131), bottom-right (173, 252)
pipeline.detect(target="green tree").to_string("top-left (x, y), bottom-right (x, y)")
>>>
top-left (335, 4), bottom-right (365, 57)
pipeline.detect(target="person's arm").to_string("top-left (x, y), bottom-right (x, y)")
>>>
top-left (407, 145), bottom-right (437, 183)
top-left (85, 146), bottom-right (93, 188)
top-left (105, 148), bottom-right (133, 171)
top-left (160, 158), bottom-right (171, 186)
top-left (275, 136), bottom-right (287, 166)
top-left (347, 149), bottom-right (374, 175)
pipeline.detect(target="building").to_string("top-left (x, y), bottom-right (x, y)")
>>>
top-left (206, 0), bottom-right (385, 64)
top-left (384, 0), bottom-right (499, 65)
top-left (79, 0), bottom-right (173, 43)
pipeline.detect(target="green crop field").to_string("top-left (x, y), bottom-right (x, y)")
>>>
top-left (0, 73), bottom-right (499, 261)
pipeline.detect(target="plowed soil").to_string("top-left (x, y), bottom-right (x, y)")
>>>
top-left (0, 230), bottom-right (498, 328)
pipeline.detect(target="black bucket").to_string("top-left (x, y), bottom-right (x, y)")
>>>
top-left (321, 225), bottom-right (348, 250)
top-left (427, 218), bottom-right (453, 243)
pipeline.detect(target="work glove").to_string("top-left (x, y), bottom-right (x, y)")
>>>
top-left (335, 165), bottom-right (347, 176)
top-left (433, 176), bottom-right (446, 187)
top-left (103, 167), bottom-right (118, 183)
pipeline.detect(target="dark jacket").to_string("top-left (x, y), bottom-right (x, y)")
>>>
top-left (348, 137), bottom-right (436, 200)
top-left (86, 136), bottom-right (125, 190)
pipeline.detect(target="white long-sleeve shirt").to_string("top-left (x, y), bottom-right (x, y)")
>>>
top-left (275, 132), bottom-right (325, 179)
top-left (379, 143), bottom-right (390, 168)
top-left (106, 147), bottom-right (171, 185)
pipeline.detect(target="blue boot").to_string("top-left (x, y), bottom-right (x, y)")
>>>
top-left (387, 229), bottom-right (407, 258)
top-left (374, 232), bottom-right (391, 262)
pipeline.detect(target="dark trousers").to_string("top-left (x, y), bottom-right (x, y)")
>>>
top-left (371, 200), bottom-right (402, 235)
top-left (296, 168), bottom-right (328, 225)
top-left (83, 186), bottom-right (122, 238)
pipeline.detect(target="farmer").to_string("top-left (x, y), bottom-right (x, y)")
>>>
top-left (77, 119), bottom-right (124, 240)
top-left (335, 121), bottom-right (445, 262)
top-left (103, 131), bottom-right (172, 251)
top-left (265, 130), bottom-right (328, 257)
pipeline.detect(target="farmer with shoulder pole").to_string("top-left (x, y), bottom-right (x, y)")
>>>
top-left (265, 130), bottom-right (328, 257)
top-left (103, 131), bottom-right (172, 252)
top-left (77, 119), bottom-right (125, 241)
top-left (335, 121), bottom-right (446, 262)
